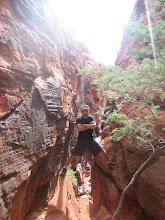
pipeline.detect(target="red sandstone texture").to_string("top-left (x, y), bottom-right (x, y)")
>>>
top-left (0, 0), bottom-right (92, 219)
top-left (0, 0), bottom-right (104, 219)
top-left (91, 0), bottom-right (165, 220)
top-left (1, 0), bottom-right (165, 220)
top-left (115, 0), bottom-right (145, 69)
top-left (46, 174), bottom-right (79, 220)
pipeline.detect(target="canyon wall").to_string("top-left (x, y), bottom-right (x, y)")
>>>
top-left (91, 0), bottom-right (165, 219)
top-left (1, 0), bottom-right (164, 220)
top-left (0, 0), bottom-right (92, 219)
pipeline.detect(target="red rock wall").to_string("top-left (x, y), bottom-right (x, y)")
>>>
top-left (115, 0), bottom-right (146, 69)
top-left (0, 0), bottom-right (87, 219)
top-left (91, 0), bottom-right (165, 219)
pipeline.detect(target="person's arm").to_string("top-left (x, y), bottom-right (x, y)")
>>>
top-left (76, 117), bottom-right (87, 132)
top-left (77, 123), bottom-right (88, 132)
top-left (83, 121), bottom-right (96, 129)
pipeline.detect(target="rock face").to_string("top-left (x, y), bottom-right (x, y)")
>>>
top-left (91, 0), bottom-right (165, 219)
top-left (46, 174), bottom-right (79, 220)
top-left (1, 0), bottom-right (164, 220)
top-left (115, 0), bottom-right (146, 69)
top-left (0, 0), bottom-right (85, 219)
top-left (92, 136), bottom-right (165, 219)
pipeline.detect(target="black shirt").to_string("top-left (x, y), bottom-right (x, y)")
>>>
top-left (76, 115), bottom-right (95, 141)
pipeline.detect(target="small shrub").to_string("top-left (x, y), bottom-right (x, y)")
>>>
top-left (67, 168), bottom-right (78, 186)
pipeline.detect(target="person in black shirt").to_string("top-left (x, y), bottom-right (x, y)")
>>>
top-left (60, 105), bottom-right (115, 177)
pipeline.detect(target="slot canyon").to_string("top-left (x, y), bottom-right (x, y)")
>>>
top-left (0, 0), bottom-right (165, 220)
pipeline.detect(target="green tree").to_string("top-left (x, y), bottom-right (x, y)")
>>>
top-left (81, 0), bottom-right (165, 219)
top-left (86, 0), bottom-right (165, 144)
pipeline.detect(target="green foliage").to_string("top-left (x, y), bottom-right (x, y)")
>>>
top-left (67, 168), bottom-right (78, 186)
top-left (91, 58), bottom-right (165, 103)
top-left (84, 0), bottom-right (165, 144)
top-left (96, 106), bottom-right (104, 114)
top-left (75, 65), bottom-right (83, 76)
top-left (105, 109), bottom-right (155, 142)
top-left (77, 63), bottom-right (99, 76)
top-left (124, 0), bottom-right (165, 62)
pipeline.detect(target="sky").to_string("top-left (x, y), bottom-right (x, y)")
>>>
top-left (45, 0), bottom-right (137, 65)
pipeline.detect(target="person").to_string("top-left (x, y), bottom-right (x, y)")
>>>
top-left (60, 104), bottom-right (115, 177)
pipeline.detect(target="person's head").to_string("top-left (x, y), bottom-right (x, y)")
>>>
top-left (81, 105), bottom-right (89, 117)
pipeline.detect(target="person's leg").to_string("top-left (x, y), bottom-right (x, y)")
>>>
top-left (66, 154), bottom-right (77, 167)
top-left (97, 150), bottom-right (109, 163)
top-left (60, 154), bottom-right (77, 177)
top-left (94, 150), bottom-right (115, 176)
top-left (87, 139), bottom-right (103, 157)
top-left (97, 150), bottom-right (115, 168)
top-left (60, 140), bottom-right (85, 177)
top-left (87, 140), bottom-right (115, 176)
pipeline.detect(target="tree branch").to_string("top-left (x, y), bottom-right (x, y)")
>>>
top-left (111, 148), bottom-right (158, 220)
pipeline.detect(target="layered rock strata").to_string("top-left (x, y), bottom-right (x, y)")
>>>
top-left (0, 0), bottom-right (88, 219)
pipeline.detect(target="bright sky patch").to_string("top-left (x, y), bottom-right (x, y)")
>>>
top-left (45, 0), bottom-right (136, 65)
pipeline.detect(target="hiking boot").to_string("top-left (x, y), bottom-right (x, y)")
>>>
top-left (60, 166), bottom-right (67, 177)
top-left (108, 162), bottom-right (116, 170)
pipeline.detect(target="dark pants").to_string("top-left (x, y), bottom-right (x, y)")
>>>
top-left (72, 139), bottom-right (103, 157)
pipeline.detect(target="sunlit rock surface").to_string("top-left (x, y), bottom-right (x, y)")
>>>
top-left (46, 174), bottom-right (79, 220)
top-left (0, 0), bottom-right (85, 219)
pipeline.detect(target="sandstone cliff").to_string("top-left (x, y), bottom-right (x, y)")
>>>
top-left (0, 0), bottom-right (88, 219)
top-left (1, 0), bottom-right (165, 220)
top-left (91, 0), bottom-right (165, 219)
